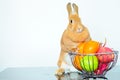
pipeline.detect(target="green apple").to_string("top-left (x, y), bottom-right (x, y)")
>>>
top-left (80, 55), bottom-right (98, 72)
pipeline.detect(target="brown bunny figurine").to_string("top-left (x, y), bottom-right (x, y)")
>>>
top-left (56, 2), bottom-right (91, 76)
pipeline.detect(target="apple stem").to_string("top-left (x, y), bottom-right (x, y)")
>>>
top-left (102, 38), bottom-right (107, 47)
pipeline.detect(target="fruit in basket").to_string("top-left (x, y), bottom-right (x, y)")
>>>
top-left (80, 55), bottom-right (98, 72)
top-left (77, 42), bottom-right (86, 53)
top-left (73, 55), bottom-right (83, 70)
top-left (77, 40), bottom-right (100, 54)
top-left (84, 40), bottom-right (100, 54)
top-left (97, 46), bottom-right (114, 63)
top-left (95, 63), bottom-right (108, 75)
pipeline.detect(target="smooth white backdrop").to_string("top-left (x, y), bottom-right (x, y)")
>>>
top-left (0, 0), bottom-right (120, 68)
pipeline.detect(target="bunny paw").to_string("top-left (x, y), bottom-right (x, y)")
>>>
top-left (55, 68), bottom-right (65, 76)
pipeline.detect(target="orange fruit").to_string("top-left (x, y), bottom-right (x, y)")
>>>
top-left (83, 40), bottom-right (100, 54)
top-left (77, 42), bottom-right (86, 53)
top-left (73, 55), bottom-right (83, 70)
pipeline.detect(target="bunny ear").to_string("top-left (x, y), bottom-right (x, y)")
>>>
top-left (67, 2), bottom-right (72, 16)
top-left (72, 3), bottom-right (79, 15)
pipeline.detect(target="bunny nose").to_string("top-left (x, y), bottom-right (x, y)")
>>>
top-left (77, 28), bottom-right (83, 33)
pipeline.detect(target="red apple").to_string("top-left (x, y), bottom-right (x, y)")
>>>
top-left (95, 62), bottom-right (108, 75)
top-left (97, 46), bottom-right (114, 63)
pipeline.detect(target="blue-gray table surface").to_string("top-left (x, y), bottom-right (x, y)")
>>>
top-left (0, 66), bottom-right (120, 80)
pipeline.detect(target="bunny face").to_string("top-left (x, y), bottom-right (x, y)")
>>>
top-left (68, 14), bottom-right (84, 33)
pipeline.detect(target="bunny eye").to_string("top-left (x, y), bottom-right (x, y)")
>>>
top-left (70, 20), bottom-right (73, 23)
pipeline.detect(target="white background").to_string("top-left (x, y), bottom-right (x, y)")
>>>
top-left (0, 0), bottom-right (120, 69)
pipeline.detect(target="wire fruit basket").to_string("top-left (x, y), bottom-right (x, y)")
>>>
top-left (69, 51), bottom-right (118, 80)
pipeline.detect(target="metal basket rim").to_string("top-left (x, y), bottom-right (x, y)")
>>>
top-left (69, 50), bottom-right (119, 56)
